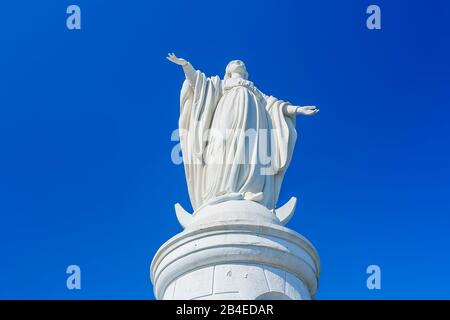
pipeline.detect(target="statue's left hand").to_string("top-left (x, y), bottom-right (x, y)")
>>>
top-left (296, 106), bottom-right (319, 116)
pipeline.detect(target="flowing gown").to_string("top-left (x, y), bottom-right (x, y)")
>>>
top-left (179, 71), bottom-right (297, 211)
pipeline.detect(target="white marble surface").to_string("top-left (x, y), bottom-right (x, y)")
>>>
top-left (151, 200), bottom-right (320, 300)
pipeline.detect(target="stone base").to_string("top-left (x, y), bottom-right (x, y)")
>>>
top-left (150, 200), bottom-right (320, 300)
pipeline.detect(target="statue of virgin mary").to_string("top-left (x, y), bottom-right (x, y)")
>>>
top-left (167, 53), bottom-right (319, 211)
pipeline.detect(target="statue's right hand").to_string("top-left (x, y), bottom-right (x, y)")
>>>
top-left (166, 53), bottom-right (188, 66)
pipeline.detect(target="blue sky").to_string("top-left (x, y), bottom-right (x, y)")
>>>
top-left (0, 0), bottom-right (449, 299)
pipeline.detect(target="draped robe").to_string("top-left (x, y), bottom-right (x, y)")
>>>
top-left (179, 71), bottom-right (297, 211)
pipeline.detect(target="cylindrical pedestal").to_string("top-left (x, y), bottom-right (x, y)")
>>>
top-left (151, 200), bottom-right (320, 300)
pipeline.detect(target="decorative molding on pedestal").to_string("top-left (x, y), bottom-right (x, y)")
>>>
top-left (151, 200), bottom-right (320, 300)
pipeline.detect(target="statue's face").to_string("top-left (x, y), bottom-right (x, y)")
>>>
top-left (226, 60), bottom-right (248, 79)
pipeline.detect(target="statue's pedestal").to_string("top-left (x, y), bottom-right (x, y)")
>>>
top-left (150, 200), bottom-right (320, 300)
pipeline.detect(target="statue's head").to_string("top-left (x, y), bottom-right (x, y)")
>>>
top-left (224, 60), bottom-right (248, 80)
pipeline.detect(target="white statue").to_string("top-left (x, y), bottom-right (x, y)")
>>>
top-left (152, 55), bottom-right (321, 300)
top-left (167, 53), bottom-right (319, 212)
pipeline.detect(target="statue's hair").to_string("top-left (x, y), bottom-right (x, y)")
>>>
top-left (224, 60), bottom-right (248, 80)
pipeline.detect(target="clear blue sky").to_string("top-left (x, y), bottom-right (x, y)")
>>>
top-left (0, 0), bottom-right (449, 299)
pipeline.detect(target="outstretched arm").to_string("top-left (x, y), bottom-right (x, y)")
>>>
top-left (166, 53), bottom-right (197, 86)
top-left (261, 92), bottom-right (319, 117)
top-left (283, 105), bottom-right (319, 117)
